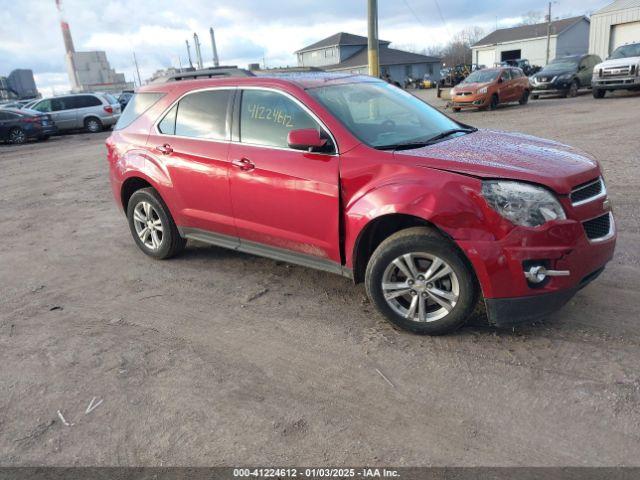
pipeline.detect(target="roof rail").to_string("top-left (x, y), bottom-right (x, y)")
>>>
top-left (153, 67), bottom-right (255, 84)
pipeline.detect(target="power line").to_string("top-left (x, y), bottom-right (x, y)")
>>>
top-left (432, 0), bottom-right (452, 37)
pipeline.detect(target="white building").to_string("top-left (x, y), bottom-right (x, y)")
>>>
top-left (589, 0), bottom-right (640, 60)
top-left (472, 16), bottom-right (590, 68)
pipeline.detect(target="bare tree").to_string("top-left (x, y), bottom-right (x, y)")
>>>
top-left (520, 10), bottom-right (544, 25)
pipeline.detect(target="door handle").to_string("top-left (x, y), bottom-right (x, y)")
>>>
top-left (156, 144), bottom-right (173, 155)
top-left (231, 158), bottom-right (255, 171)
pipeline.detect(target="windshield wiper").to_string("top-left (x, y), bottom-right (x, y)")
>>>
top-left (376, 128), bottom-right (477, 151)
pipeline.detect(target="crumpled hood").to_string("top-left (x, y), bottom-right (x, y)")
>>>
top-left (394, 129), bottom-right (600, 194)
top-left (595, 56), bottom-right (640, 70)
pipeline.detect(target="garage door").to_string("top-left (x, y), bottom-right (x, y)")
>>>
top-left (476, 50), bottom-right (495, 68)
top-left (610, 21), bottom-right (640, 52)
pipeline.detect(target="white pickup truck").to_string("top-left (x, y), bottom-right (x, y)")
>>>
top-left (592, 42), bottom-right (640, 98)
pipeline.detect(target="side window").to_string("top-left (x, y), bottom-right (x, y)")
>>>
top-left (34, 99), bottom-right (51, 112)
top-left (174, 90), bottom-right (231, 140)
top-left (158, 104), bottom-right (177, 135)
top-left (73, 95), bottom-right (102, 108)
top-left (240, 90), bottom-right (320, 148)
top-left (51, 98), bottom-right (66, 112)
top-left (500, 70), bottom-right (511, 81)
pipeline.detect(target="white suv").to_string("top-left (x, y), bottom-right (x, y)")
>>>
top-left (30, 93), bottom-right (121, 132)
top-left (592, 42), bottom-right (640, 98)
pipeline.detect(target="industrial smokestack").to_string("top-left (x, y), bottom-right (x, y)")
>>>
top-left (185, 40), bottom-right (194, 69)
top-left (193, 33), bottom-right (203, 70)
top-left (209, 28), bottom-right (220, 68)
top-left (54, 0), bottom-right (75, 54)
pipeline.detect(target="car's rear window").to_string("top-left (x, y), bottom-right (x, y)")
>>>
top-left (115, 92), bottom-right (164, 130)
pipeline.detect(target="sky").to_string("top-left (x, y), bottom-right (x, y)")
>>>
top-left (0, 0), bottom-right (613, 96)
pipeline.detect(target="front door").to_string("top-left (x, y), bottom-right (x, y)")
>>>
top-left (33, 97), bottom-right (77, 130)
top-left (228, 88), bottom-right (341, 264)
top-left (146, 88), bottom-right (237, 239)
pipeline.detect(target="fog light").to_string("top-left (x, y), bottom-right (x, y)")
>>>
top-left (524, 265), bottom-right (571, 284)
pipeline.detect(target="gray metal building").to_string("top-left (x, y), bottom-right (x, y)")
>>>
top-left (295, 32), bottom-right (441, 84)
top-left (589, 0), bottom-right (640, 59)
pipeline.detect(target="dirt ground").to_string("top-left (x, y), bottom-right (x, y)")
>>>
top-left (1, 89), bottom-right (639, 467)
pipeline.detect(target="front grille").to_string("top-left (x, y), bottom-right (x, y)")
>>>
top-left (603, 67), bottom-right (631, 77)
top-left (571, 177), bottom-right (604, 205)
top-left (583, 213), bottom-right (612, 240)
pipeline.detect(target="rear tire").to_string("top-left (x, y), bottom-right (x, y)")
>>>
top-left (127, 188), bottom-right (186, 260)
top-left (38, 135), bottom-right (50, 141)
top-left (593, 88), bottom-right (606, 99)
top-left (365, 227), bottom-right (478, 335)
top-left (9, 127), bottom-right (26, 144)
top-left (452, 107), bottom-right (461, 112)
top-left (84, 117), bottom-right (103, 133)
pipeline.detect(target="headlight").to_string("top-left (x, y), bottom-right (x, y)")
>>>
top-left (450, 88), bottom-right (456, 96)
top-left (477, 86), bottom-right (488, 94)
top-left (481, 181), bottom-right (566, 227)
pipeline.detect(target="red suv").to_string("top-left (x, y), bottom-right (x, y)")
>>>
top-left (106, 72), bottom-right (615, 335)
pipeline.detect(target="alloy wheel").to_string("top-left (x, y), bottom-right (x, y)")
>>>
top-left (86, 119), bottom-right (101, 132)
top-left (10, 128), bottom-right (26, 144)
top-left (132, 201), bottom-right (164, 251)
top-left (381, 252), bottom-right (460, 322)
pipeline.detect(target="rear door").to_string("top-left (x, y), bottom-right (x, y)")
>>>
top-left (71, 95), bottom-right (103, 127)
top-left (0, 111), bottom-right (12, 139)
top-left (227, 88), bottom-right (341, 264)
top-left (146, 88), bottom-right (237, 239)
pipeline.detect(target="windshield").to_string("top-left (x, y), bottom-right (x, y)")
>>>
top-left (461, 70), bottom-right (499, 84)
top-left (307, 81), bottom-right (462, 149)
top-left (544, 57), bottom-right (580, 70)
top-left (610, 43), bottom-right (640, 59)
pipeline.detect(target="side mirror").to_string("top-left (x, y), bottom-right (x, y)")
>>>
top-left (287, 128), bottom-right (328, 152)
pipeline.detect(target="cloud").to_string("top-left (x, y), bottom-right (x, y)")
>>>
top-left (1, 0), bottom-right (611, 94)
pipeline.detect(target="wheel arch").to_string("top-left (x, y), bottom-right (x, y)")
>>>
top-left (121, 176), bottom-right (153, 211)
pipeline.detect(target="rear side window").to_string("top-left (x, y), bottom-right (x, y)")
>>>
top-left (68, 95), bottom-right (102, 109)
top-left (115, 92), bottom-right (164, 130)
top-left (102, 94), bottom-right (118, 104)
top-left (173, 90), bottom-right (231, 140)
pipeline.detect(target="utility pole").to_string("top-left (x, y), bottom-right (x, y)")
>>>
top-left (133, 51), bottom-right (142, 87)
top-left (209, 27), bottom-right (220, 68)
top-left (545, 1), bottom-right (552, 65)
top-left (367, 0), bottom-right (380, 77)
top-left (193, 32), bottom-right (203, 70)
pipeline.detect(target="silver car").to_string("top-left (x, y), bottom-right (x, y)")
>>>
top-left (30, 93), bottom-right (121, 133)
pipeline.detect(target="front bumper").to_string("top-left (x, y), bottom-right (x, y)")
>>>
top-left (451, 94), bottom-right (488, 108)
top-left (592, 76), bottom-right (640, 90)
top-left (485, 267), bottom-right (604, 327)
top-left (458, 210), bottom-right (616, 327)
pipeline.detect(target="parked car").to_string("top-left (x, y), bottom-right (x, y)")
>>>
top-left (591, 42), bottom-right (640, 98)
top-left (106, 73), bottom-right (615, 335)
top-left (0, 108), bottom-right (58, 144)
top-left (0, 99), bottom-right (36, 110)
top-left (117, 91), bottom-right (134, 111)
top-left (450, 67), bottom-right (531, 111)
top-left (30, 93), bottom-right (121, 133)
top-left (530, 54), bottom-right (602, 99)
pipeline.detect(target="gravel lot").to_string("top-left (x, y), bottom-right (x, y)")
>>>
top-left (1, 89), bottom-right (639, 466)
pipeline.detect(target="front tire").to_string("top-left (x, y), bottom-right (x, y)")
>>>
top-left (489, 93), bottom-right (499, 110)
top-left (566, 80), bottom-right (579, 98)
top-left (593, 88), bottom-right (606, 99)
top-left (365, 227), bottom-right (478, 335)
top-left (127, 188), bottom-right (186, 259)
top-left (519, 90), bottom-right (530, 105)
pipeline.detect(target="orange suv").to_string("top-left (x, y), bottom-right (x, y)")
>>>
top-left (451, 67), bottom-right (531, 112)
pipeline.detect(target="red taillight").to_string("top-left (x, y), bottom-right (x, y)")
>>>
top-left (22, 116), bottom-right (42, 123)
top-left (104, 105), bottom-right (113, 114)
